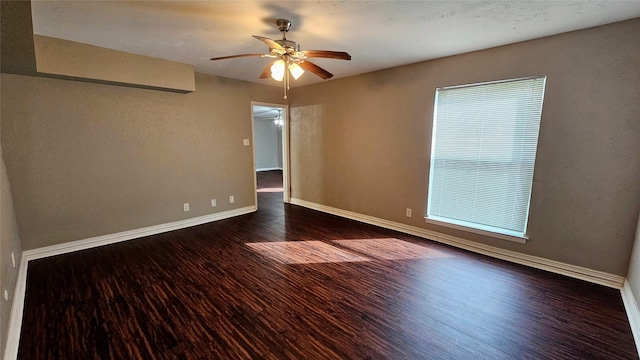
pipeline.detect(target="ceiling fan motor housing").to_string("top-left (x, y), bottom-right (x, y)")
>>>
top-left (275, 39), bottom-right (300, 52)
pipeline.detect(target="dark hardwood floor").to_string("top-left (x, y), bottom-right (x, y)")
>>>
top-left (18, 170), bottom-right (637, 359)
top-left (256, 169), bottom-right (283, 190)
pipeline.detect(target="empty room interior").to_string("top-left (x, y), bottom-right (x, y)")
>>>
top-left (1, 1), bottom-right (640, 359)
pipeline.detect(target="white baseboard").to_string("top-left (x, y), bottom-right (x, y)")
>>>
top-left (621, 280), bottom-right (640, 353)
top-left (289, 198), bottom-right (625, 289)
top-left (24, 206), bottom-right (255, 260)
top-left (256, 167), bottom-right (282, 172)
top-left (3, 205), bottom-right (255, 360)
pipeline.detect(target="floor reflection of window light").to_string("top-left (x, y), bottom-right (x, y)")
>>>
top-left (247, 241), bottom-right (370, 264)
top-left (257, 187), bottom-right (284, 193)
top-left (333, 238), bottom-right (451, 260)
top-left (247, 238), bottom-right (451, 264)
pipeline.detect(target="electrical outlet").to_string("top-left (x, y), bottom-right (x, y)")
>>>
top-left (3, 289), bottom-right (8, 301)
top-left (211, 199), bottom-right (217, 207)
top-left (229, 195), bottom-right (235, 204)
top-left (11, 252), bottom-right (15, 268)
top-left (243, 139), bottom-right (250, 146)
top-left (406, 208), bottom-right (412, 217)
top-left (183, 203), bottom-right (190, 212)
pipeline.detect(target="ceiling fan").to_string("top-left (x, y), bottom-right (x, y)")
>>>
top-left (210, 19), bottom-right (351, 99)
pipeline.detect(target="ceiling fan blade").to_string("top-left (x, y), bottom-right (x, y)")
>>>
top-left (299, 60), bottom-right (333, 80)
top-left (303, 50), bottom-right (351, 60)
top-left (252, 35), bottom-right (284, 50)
top-left (259, 62), bottom-right (274, 79)
top-left (210, 54), bottom-right (265, 61)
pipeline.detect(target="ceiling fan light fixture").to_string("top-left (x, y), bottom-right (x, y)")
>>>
top-left (210, 19), bottom-right (351, 99)
top-left (270, 60), bottom-right (285, 81)
top-left (289, 63), bottom-right (304, 80)
top-left (274, 110), bottom-right (283, 126)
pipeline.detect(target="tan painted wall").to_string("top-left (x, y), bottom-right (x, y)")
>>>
top-left (33, 35), bottom-right (196, 93)
top-left (1, 72), bottom-right (281, 250)
top-left (289, 19), bottom-right (640, 276)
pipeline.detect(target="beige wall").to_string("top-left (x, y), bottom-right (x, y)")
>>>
top-left (33, 35), bottom-right (196, 93)
top-left (1, 72), bottom-right (281, 250)
top-left (289, 19), bottom-right (640, 276)
top-left (0, 116), bottom-right (22, 360)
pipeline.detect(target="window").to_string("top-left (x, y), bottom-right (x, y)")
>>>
top-left (426, 76), bottom-right (546, 240)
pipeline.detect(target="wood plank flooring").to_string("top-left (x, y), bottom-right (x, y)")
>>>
top-left (18, 170), bottom-right (638, 359)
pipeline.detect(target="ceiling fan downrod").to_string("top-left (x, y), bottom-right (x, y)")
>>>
top-left (276, 18), bottom-right (291, 39)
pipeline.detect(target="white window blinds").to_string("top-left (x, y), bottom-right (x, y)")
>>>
top-left (427, 76), bottom-right (546, 238)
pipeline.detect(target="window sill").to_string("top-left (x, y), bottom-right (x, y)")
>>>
top-left (424, 217), bottom-right (528, 244)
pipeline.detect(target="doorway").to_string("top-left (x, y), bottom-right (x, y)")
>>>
top-left (251, 102), bottom-right (290, 206)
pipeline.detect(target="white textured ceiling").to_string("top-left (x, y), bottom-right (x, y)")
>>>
top-left (30, 1), bottom-right (640, 88)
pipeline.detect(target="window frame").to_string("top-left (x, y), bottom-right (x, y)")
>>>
top-left (425, 75), bottom-right (547, 243)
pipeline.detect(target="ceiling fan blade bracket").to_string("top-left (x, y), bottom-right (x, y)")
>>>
top-left (253, 35), bottom-right (284, 51)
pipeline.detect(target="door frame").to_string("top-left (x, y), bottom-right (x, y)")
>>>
top-left (250, 101), bottom-right (290, 205)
